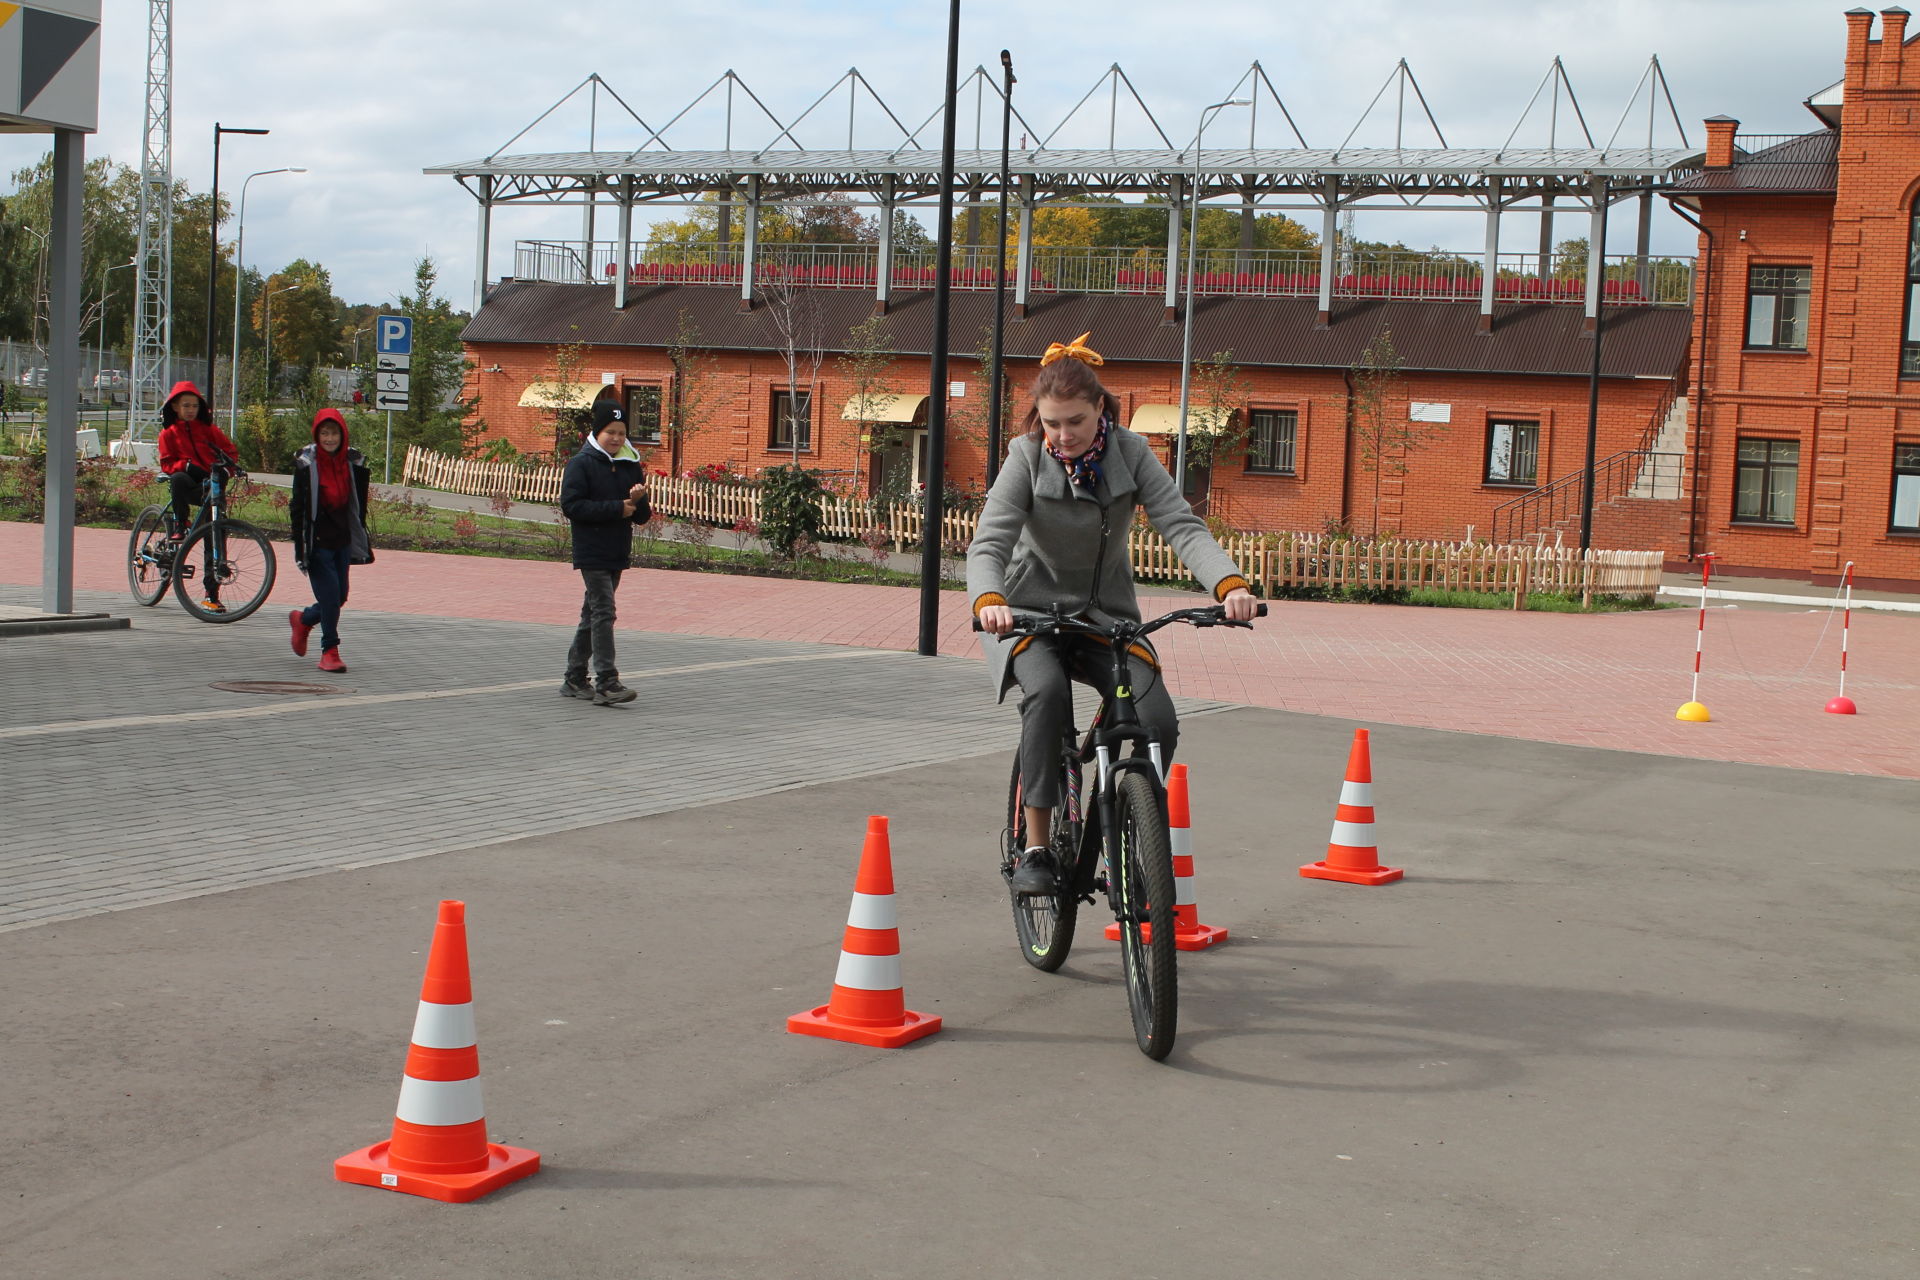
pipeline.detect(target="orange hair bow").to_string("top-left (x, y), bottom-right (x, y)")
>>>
top-left (1039, 332), bottom-right (1104, 368)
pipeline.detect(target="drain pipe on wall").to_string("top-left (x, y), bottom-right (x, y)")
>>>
top-left (1340, 368), bottom-right (1356, 530)
top-left (1666, 202), bottom-right (1714, 562)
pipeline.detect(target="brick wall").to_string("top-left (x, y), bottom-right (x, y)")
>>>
top-left (1686, 9), bottom-right (1920, 588)
top-left (465, 340), bottom-right (1684, 551)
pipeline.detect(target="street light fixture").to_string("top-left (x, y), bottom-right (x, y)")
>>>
top-left (229, 166), bottom-right (307, 428)
top-left (1175, 99), bottom-right (1251, 497)
top-left (205, 124), bottom-right (270, 403)
top-left (261, 283), bottom-right (301, 405)
top-left (98, 256), bottom-right (137, 402)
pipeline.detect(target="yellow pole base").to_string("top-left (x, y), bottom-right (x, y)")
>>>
top-left (1675, 701), bottom-right (1712, 722)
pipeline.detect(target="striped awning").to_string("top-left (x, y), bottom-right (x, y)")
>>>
top-left (842, 392), bottom-right (928, 423)
top-left (517, 382), bottom-right (599, 409)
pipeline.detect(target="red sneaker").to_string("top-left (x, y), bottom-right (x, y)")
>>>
top-left (289, 609), bottom-right (313, 657)
top-left (317, 647), bottom-right (347, 673)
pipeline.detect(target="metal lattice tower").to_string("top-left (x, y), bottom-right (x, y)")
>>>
top-left (131, 0), bottom-right (173, 440)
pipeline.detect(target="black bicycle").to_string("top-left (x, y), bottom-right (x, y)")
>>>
top-left (128, 452), bottom-right (277, 622)
top-left (979, 601), bottom-right (1264, 1060)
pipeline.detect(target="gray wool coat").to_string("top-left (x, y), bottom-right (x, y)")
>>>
top-left (965, 427), bottom-right (1248, 700)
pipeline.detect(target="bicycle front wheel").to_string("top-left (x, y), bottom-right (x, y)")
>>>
top-left (1112, 769), bottom-right (1177, 1060)
top-left (1005, 754), bottom-right (1080, 972)
top-left (171, 519), bottom-right (277, 622)
top-left (127, 504), bottom-right (173, 606)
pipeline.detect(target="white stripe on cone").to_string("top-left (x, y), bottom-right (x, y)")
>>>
top-left (833, 950), bottom-right (903, 992)
top-left (844, 892), bottom-right (897, 930)
top-left (1329, 819), bottom-right (1376, 848)
top-left (395, 1075), bottom-right (486, 1127)
top-left (1340, 780), bottom-right (1374, 807)
top-left (409, 1000), bottom-right (478, 1050)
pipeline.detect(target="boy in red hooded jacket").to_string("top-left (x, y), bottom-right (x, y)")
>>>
top-left (155, 381), bottom-right (245, 613)
top-left (287, 409), bottom-right (373, 672)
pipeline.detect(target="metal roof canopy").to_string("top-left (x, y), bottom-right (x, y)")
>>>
top-left (432, 57), bottom-right (1703, 318)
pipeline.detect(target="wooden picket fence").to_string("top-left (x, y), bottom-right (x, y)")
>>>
top-left (399, 445), bottom-right (1665, 600)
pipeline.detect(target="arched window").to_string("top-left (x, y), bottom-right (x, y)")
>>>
top-left (1904, 196), bottom-right (1920, 376)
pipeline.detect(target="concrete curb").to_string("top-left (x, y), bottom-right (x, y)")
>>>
top-left (0, 612), bottom-right (131, 637)
top-left (1656, 586), bottom-right (1920, 614)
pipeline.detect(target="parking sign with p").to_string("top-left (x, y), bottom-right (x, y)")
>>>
top-left (376, 315), bottom-right (413, 356)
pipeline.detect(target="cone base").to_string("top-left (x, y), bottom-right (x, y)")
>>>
top-left (787, 1005), bottom-right (941, 1048)
top-left (1825, 696), bottom-right (1857, 715)
top-left (1104, 920), bottom-right (1229, 950)
top-left (1300, 859), bottom-right (1404, 885)
top-left (1675, 701), bottom-right (1712, 722)
top-left (335, 1140), bottom-right (540, 1203)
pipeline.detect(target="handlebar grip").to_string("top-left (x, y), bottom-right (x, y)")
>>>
top-left (1255, 602), bottom-right (1268, 617)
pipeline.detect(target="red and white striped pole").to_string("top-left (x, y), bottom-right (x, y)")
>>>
top-left (1826, 561), bottom-right (1858, 715)
top-left (1676, 553), bottom-right (1716, 722)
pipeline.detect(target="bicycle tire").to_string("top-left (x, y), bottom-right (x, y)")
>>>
top-left (127, 504), bottom-right (173, 607)
top-left (171, 519), bottom-right (277, 622)
top-left (1005, 753), bottom-right (1081, 972)
top-left (1112, 769), bottom-right (1177, 1060)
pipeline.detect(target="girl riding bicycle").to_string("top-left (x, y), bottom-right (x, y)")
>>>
top-left (967, 333), bottom-right (1258, 894)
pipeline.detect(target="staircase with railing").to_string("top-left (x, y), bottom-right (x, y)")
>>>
top-left (1490, 390), bottom-right (1688, 544)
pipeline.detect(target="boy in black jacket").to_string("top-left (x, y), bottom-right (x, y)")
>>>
top-left (558, 399), bottom-right (652, 705)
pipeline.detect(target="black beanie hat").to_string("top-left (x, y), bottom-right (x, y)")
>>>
top-left (590, 398), bottom-right (626, 436)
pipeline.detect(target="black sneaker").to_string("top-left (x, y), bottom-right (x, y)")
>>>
top-left (560, 673), bottom-right (593, 699)
top-left (593, 678), bottom-right (638, 706)
top-left (1009, 846), bottom-right (1057, 895)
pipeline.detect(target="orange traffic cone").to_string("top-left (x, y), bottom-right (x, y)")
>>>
top-left (1106, 763), bottom-right (1228, 950)
top-left (1300, 729), bottom-right (1403, 885)
top-left (788, 816), bottom-right (942, 1048)
top-left (335, 900), bottom-right (540, 1202)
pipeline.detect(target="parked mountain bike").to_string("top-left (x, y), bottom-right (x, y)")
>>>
top-left (978, 601), bottom-right (1264, 1060)
top-left (127, 452), bottom-right (277, 622)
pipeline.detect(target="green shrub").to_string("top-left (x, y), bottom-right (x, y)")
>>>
top-left (759, 465), bottom-right (825, 559)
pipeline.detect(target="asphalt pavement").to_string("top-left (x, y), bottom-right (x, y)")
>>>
top-left (1, 590), bottom-right (1915, 1279)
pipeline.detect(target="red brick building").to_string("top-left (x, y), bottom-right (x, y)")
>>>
top-left (1667, 7), bottom-right (1920, 588)
top-left (462, 284), bottom-right (1691, 551)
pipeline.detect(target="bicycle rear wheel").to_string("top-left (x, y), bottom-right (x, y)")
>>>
top-left (1005, 751), bottom-right (1081, 972)
top-left (1112, 769), bottom-right (1177, 1060)
top-left (127, 504), bottom-right (173, 607)
top-left (172, 519), bottom-right (277, 622)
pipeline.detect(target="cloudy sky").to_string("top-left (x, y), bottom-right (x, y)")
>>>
top-left (4, 0), bottom-right (1853, 308)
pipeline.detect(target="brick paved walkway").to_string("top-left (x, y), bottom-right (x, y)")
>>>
top-left (5, 521), bottom-right (1917, 778)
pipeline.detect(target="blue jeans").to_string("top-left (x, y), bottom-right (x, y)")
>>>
top-left (301, 545), bottom-right (352, 651)
top-left (566, 568), bottom-right (622, 681)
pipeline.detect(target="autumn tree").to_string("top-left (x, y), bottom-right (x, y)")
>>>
top-left (665, 308), bottom-right (717, 473)
top-left (1350, 327), bottom-right (1446, 536)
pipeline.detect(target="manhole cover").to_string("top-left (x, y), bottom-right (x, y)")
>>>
top-left (209, 680), bottom-right (352, 696)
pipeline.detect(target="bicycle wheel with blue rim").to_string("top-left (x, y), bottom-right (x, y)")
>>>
top-left (1113, 768), bottom-right (1177, 1059)
top-left (127, 504), bottom-right (173, 606)
top-left (1005, 750), bottom-right (1081, 972)
top-left (172, 519), bottom-right (276, 622)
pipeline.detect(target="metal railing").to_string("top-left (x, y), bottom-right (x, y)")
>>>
top-left (513, 241), bottom-right (1695, 307)
top-left (1491, 449), bottom-right (1686, 545)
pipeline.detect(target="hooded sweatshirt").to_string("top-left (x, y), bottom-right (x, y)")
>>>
top-left (289, 408), bottom-right (373, 567)
top-left (155, 381), bottom-right (241, 475)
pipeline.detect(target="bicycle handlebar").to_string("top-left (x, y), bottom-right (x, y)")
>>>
top-left (971, 601), bottom-right (1267, 636)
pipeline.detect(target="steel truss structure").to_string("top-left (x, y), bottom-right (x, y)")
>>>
top-left (427, 56), bottom-right (1702, 323)
top-left (131, 0), bottom-right (173, 438)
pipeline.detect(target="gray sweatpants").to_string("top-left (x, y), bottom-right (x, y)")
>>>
top-left (1010, 634), bottom-right (1178, 808)
top-left (566, 568), bottom-right (623, 681)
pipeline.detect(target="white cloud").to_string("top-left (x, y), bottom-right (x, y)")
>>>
top-left (3, 0), bottom-right (1852, 305)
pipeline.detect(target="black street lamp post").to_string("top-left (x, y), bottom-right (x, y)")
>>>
top-left (987, 49), bottom-right (1015, 488)
top-left (205, 124), bottom-right (269, 410)
top-left (918, 0), bottom-right (962, 656)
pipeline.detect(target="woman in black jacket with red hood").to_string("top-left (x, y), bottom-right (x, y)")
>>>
top-left (287, 408), bottom-right (373, 673)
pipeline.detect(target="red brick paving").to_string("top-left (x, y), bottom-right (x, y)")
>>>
top-left (8, 521), bottom-right (1917, 779)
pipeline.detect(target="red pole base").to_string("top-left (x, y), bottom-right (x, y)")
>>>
top-left (1825, 696), bottom-right (1857, 715)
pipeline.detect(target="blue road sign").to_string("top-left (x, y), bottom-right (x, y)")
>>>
top-left (376, 315), bottom-right (413, 356)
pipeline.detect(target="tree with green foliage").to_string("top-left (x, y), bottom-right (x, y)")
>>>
top-left (1185, 350), bottom-right (1252, 466)
top-left (535, 334), bottom-right (594, 462)
top-left (838, 313), bottom-right (901, 453)
top-left (394, 255), bottom-right (480, 457)
top-left (759, 465), bottom-right (826, 559)
top-left (1350, 327), bottom-right (1445, 536)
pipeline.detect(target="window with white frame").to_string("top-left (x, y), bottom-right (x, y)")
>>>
top-left (1485, 419), bottom-right (1539, 487)
top-left (1245, 409), bottom-right (1297, 474)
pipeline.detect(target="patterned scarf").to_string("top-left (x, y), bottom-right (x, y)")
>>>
top-left (1047, 417), bottom-right (1110, 494)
